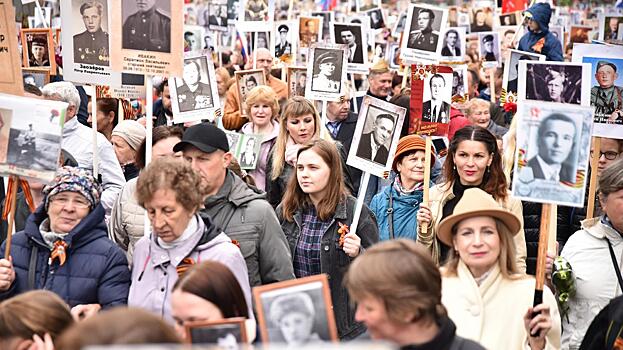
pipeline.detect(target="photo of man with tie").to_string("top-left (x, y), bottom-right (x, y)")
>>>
top-left (421, 73), bottom-right (451, 123)
top-left (527, 113), bottom-right (578, 183)
top-left (333, 23), bottom-right (364, 65)
top-left (441, 29), bottom-right (461, 57)
top-left (356, 112), bottom-right (396, 165)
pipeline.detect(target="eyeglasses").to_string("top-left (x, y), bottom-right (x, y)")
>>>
top-left (50, 195), bottom-right (90, 209)
top-left (591, 150), bottom-right (620, 160)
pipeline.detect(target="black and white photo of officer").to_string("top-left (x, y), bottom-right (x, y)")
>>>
top-left (334, 25), bottom-right (363, 64)
top-left (176, 59), bottom-right (213, 112)
top-left (407, 8), bottom-right (438, 52)
top-left (275, 24), bottom-right (292, 58)
top-left (311, 50), bottom-right (342, 93)
top-left (480, 34), bottom-right (498, 62)
top-left (422, 74), bottom-right (450, 123)
top-left (441, 29), bottom-right (460, 57)
top-left (73, 0), bottom-right (109, 66)
top-left (122, 0), bottom-right (171, 52)
top-left (28, 36), bottom-right (50, 67)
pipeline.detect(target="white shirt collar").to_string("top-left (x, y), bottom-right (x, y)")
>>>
top-left (536, 155), bottom-right (562, 181)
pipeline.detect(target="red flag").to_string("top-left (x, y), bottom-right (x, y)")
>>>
top-left (502, 0), bottom-right (528, 14)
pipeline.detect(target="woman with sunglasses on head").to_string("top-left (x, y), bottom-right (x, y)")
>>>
top-left (416, 125), bottom-right (527, 272)
top-left (277, 139), bottom-right (379, 340)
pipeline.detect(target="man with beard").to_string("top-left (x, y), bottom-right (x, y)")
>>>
top-left (591, 61), bottom-right (623, 123)
top-left (154, 79), bottom-right (174, 126)
top-left (122, 0), bottom-right (171, 52)
top-left (408, 8), bottom-right (438, 52)
top-left (74, 1), bottom-right (109, 65)
top-left (176, 60), bottom-right (212, 112)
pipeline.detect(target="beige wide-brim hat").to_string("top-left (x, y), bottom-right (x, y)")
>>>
top-left (437, 188), bottom-right (522, 246)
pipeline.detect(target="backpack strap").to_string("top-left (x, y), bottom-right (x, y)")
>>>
top-left (387, 193), bottom-right (394, 240)
top-left (28, 244), bottom-right (38, 290)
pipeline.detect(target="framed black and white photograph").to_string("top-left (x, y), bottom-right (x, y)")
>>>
top-left (372, 42), bottom-right (387, 64)
top-left (236, 134), bottom-right (262, 170)
top-left (599, 14), bottom-right (623, 44)
top-left (330, 22), bottom-right (367, 74)
top-left (470, 7), bottom-right (493, 33)
top-left (226, 0), bottom-right (240, 22)
top-left (512, 101), bottom-right (594, 207)
top-left (440, 27), bottom-right (465, 61)
top-left (121, 0), bottom-right (172, 52)
top-left (273, 20), bottom-right (297, 65)
top-left (0, 95), bottom-right (67, 182)
top-left (497, 11), bottom-right (521, 27)
top-left (518, 61), bottom-right (591, 106)
top-left (206, 0), bottom-right (228, 31)
top-left (170, 54), bottom-right (220, 124)
top-left (356, 0), bottom-right (380, 13)
top-left (254, 274), bottom-right (338, 345)
top-left (347, 95), bottom-right (406, 176)
top-left (421, 70), bottom-right (453, 123)
top-left (299, 16), bottom-right (322, 51)
top-left (250, 31), bottom-right (271, 51)
top-left (477, 31), bottom-right (500, 68)
top-left (366, 7), bottom-right (385, 30)
top-left (572, 43), bottom-right (623, 138)
top-left (305, 43), bottom-right (348, 101)
top-left (183, 25), bottom-right (205, 53)
top-left (287, 66), bottom-right (307, 98)
top-left (185, 317), bottom-right (248, 346)
top-left (451, 65), bottom-right (468, 98)
top-left (20, 29), bottom-right (55, 71)
top-left (202, 31), bottom-right (215, 52)
top-left (311, 11), bottom-right (333, 40)
top-left (386, 43), bottom-right (400, 69)
top-left (400, 4), bottom-right (447, 63)
top-left (238, 0), bottom-right (274, 32)
top-left (235, 69), bottom-right (267, 116)
top-left (392, 12), bottom-right (407, 38)
top-left (22, 68), bottom-right (50, 89)
top-left (502, 49), bottom-right (544, 97)
top-left (32, 6), bottom-right (51, 28)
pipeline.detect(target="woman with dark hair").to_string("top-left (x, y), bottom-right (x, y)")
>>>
top-left (87, 98), bottom-right (119, 141)
top-left (345, 239), bottom-right (485, 349)
top-left (171, 261), bottom-right (252, 341)
top-left (109, 125), bottom-right (184, 260)
top-left (277, 139), bottom-right (379, 340)
top-left (416, 125), bottom-right (527, 271)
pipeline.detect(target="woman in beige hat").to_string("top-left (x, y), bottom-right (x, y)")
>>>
top-left (415, 125), bottom-right (527, 272)
top-left (111, 120), bottom-right (146, 181)
top-left (438, 187), bottom-right (561, 350)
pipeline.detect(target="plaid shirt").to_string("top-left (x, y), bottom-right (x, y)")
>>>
top-left (293, 206), bottom-right (332, 278)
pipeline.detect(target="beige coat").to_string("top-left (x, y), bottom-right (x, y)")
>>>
top-left (108, 178), bottom-right (144, 262)
top-left (418, 182), bottom-right (527, 273)
top-left (442, 261), bottom-right (561, 350)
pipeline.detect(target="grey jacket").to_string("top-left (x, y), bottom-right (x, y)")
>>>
top-left (201, 170), bottom-right (295, 287)
top-left (277, 195), bottom-right (379, 340)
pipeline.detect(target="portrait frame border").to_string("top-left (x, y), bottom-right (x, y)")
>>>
top-left (20, 28), bottom-right (56, 72)
top-left (184, 317), bottom-right (248, 345)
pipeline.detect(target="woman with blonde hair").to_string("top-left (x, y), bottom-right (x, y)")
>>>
top-left (241, 86), bottom-right (280, 190)
top-left (464, 98), bottom-right (508, 138)
top-left (438, 188), bottom-right (561, 349)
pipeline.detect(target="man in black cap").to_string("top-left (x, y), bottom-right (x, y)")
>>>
top-left (174, 123), bottom-right (295, 287)
top-left (481, 34), bottom-right (497, 62)
top-left (274, 24), bottom-right (292, 58)
top-left (407, 8), bottom-right (438, 52)
top-left (73, 1), bottom-right (109, 66)
top-left (591, 60), bottom-right (623, 123)
top-left (122, 0), bottom-right (171, 52)
top-left (28, 37), bottom-right (49, 67)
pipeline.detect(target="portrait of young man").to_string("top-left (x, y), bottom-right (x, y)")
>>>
top-left (28, 36), bottom-right (50, 67)
top-left (527, 113), bottom-right (578, 183)
top-left (73, 0), bottom-right (109, 66)
top-left (441, 29), bottom-right (460, 57)
top-left (334, 24), bottom-right (364, 64)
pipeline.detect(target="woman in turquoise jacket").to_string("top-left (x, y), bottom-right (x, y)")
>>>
top-left (370, 135), bottom-right (436, 241)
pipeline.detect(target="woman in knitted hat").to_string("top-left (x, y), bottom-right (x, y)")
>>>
top-left (111, 120), bottom-right (146, 181)
top-left (438, 187), bottom-right (561, 350)
top-left (0, 166), bottom-right (131, 318)
top-left (370, 135), bottom-right (435, 241)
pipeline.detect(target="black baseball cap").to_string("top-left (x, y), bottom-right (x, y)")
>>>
top-left (173, 123), bottom-right (230, 153)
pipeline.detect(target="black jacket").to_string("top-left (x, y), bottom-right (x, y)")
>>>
top-left (356, 132), bottom-right (389, 165)
top-left (331, 112), bottom-right (362, 194)
top-left (277, 195), bottom-right (379, 339)
top-left (580, 294), bottom-right (623, 350)
top-left (400, 317), bottom-right (485, 350)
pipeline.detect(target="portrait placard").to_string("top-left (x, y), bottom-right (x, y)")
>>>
top-left (311, 11), bottom-right (333, 40)
top-left (0, 94), bottom-right (67, 182)
top-left (286, 66), bottom-right (307, 98)
top-left (22, 68), bottom-right (50, 89)
top-left (386, 43), bottom-right (401, 70)
top-left (356, 0), bottom-right (380, 13)
top-left (232, 133), bottom-right (262, 170)
top-left (111, 0), bottom-right (183, 76)
top-left (184, 317), bottom-right (248, 345)
top-left (234, 69), bottom-right (266, 116)
top-left (299, 16), bottom-right (322, 51)
top-left (497, 11), bottom-right (521, 27)
top-left (305, 43), bottom-right (348, 101)
top-left (569, 25), bottom-right (592, 46)
top-left (477, 31), bottom-right (501, 68)
top-left (400, 4), bottom-right (448, 64)
top-left (183, 25), bottom-right (205, 53)
top-left (205, 0), bottom-right (228, 32)
top-left (518, 61), bottom-right (591, 106)
top-left (330, 22), bottom-right (368, 74)
top-left (392, 12), bottom-right (407, 38)
top-left (512, 101), bottom-right (594, 207)
top-left (347, 95), bottom-right (406, 177)
top-left (170, 54), bottom-right (220, 124)
top-left (470, 7), bottom-right (493, 33)
top-left (451, 65), bottom-right (468, 100)
top-left (365, 7), bottom-right (385, 30)
top-left (408, 65), bottom-right (453, 137)
top-left (598, 14), bottom-right (623, 44)
top-left (238, 0), bottom-right (274, 33)
top-left (61, 0), bottom-right (122, 87)
top-left (0, 0), bottom-right (24, 96)
top-left (253, 274), bottom-right (338, 345)
top-left (273, 20), bottom-right (297, 65)
top-left (440, 26), bottom-right (465, 61)
top-left (502, 49), bottom-right (544, 99)
top-left (572, 43), bottom-right (623, 139)
top-left (20, 28), bottom-right (56, 72)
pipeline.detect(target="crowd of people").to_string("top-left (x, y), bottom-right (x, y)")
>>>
top-left (2, 0), bottom-right (623, 349)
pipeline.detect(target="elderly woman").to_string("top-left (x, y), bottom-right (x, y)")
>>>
top-left (0, 167), bottom-right (131, 316)
top-left (370, 135), bottom-right (435, 241)
top-left (128, 157), bottom-right (252, 321)
top-left (111, 120), bottom-right (146, 181)
top-left (417, 126), bottom-right (527, 272)
top-left (269, 292), bottom-right (321, 345)
top-left (240, 86), bottom-right (280, 190)
top-left (439, 188), bottom-right (561, 349)
top-left (559, 158), bottom-right (623, 349)
top-left (465, 98), bottom-right (508, 138)
top-left (345, 240), bottom-right (485, 349)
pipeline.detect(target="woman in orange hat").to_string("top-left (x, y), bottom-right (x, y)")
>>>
top-left (370, 135), bottom-right (435, 241)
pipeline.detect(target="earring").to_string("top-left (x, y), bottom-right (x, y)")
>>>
top-left (487, 165), bottom-right (490, 173)
top-left (453, 165), bottom-right (456, 170)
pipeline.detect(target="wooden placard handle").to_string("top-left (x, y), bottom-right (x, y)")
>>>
top-left (421, 137), bottom-right (432, 235)
top-left (587, 137), bottom-right (601, 219)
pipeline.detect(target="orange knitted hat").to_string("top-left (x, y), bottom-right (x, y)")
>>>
top-left (392, 135), bottom-right (436, 172)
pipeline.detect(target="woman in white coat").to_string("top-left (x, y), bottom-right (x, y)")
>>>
top-left (439, 188), bottom-right (561, 350)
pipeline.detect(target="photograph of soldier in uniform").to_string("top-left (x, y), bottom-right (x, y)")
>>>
top-left (367, 8), bottom-right (385, 30)
top-left (311, 11), bottom-right (333, 40)
top-left (175, 58), bottom-right (213, 112)
top-left (356, 107), bottom-right (397, 165)
top-left (406, 6), bottom-right (441, 53)
top-left (422, 73), bottom-right (451, 123)
top-left (23, 34), bottom-right (51, 68)
top-left (287, 67), bottom-right (306, 98)
top-left (441, 27), bottom-right (464, 58)
top-left (587, 59), bottom-right (623, 124)
top-left (310, 50), bottom-right (342, 94)
top-left (122, 0), bottom-right (171, 53)
top-left (470, 8), bottom-right (493, 33)
top-left (274, 23), bottom-right (292, 59)
top-left (73, 0), bottom-right (109, 66)
top-left (478, 32), bottom-right (500, 66)
top-left (524, 63), bottom-right (584, 105)
top-left (243, 0), bottom-right (268, 22)
top-left (299, 17), bottom-right (322, 49)
top-left (332, 23), bottom-right (364, 64)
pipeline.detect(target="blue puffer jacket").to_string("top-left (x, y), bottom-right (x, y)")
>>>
top-left (0, 204), bottom-right (130, 308)
top-left (370, 183), bottom-right (423, 241)
top-left (518, 3), bottom-right (563, 62)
